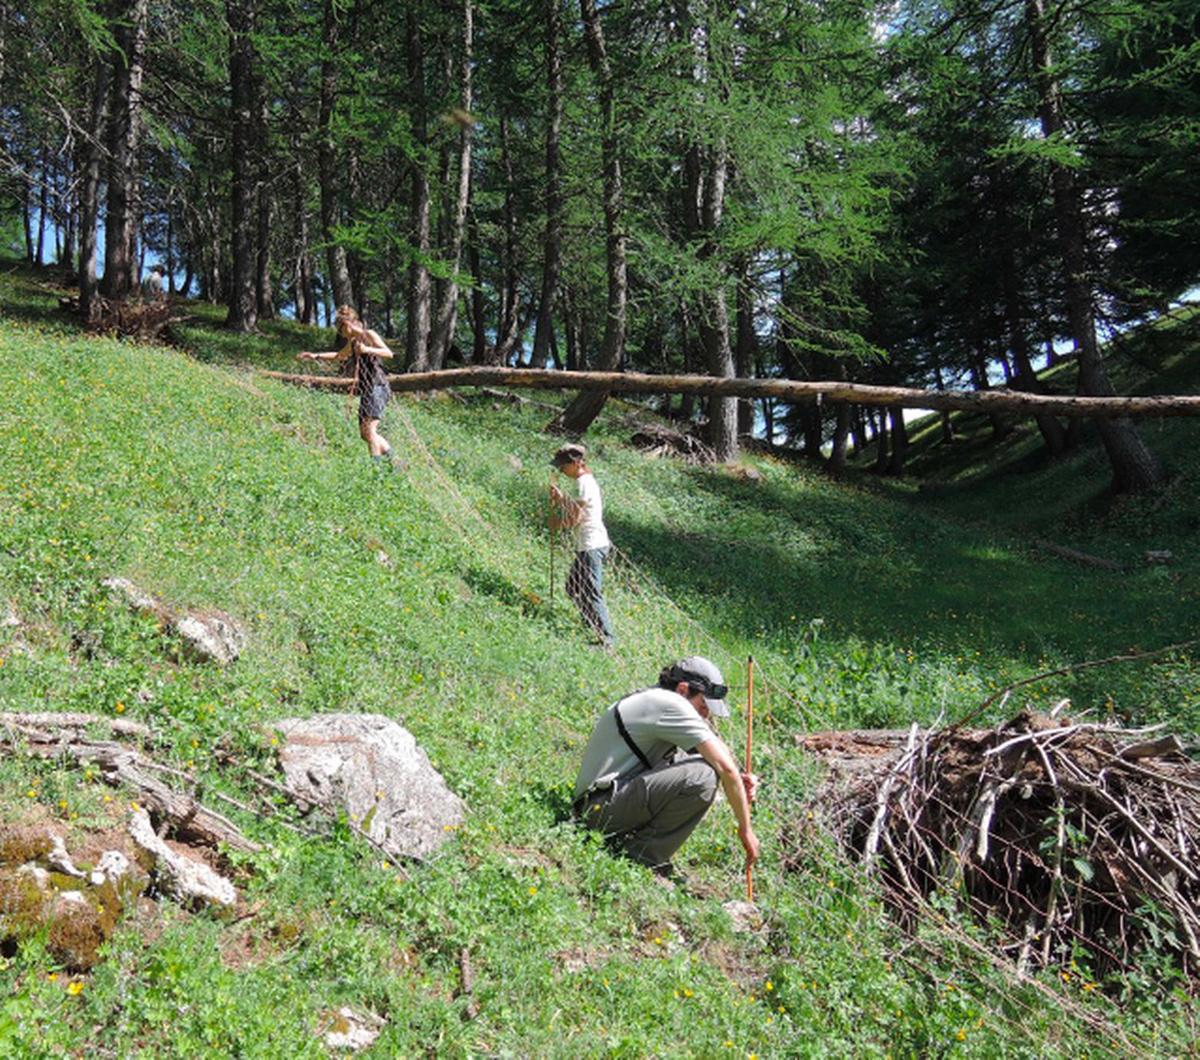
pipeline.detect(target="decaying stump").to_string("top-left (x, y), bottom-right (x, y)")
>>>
top-left (793, 711), bottom-right (1200, 978)
top-left (59, 294), bottom-right (187, 342)
top-left (630, 424), bottom-right (718, 464)
top-left (128, 808), bottom-right (236, 908)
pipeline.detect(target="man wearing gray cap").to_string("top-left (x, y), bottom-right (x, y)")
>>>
top-left (572, 656), bottom-right (759, 875)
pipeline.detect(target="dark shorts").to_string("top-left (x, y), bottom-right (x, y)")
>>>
top-left (358, 381), bottom-right (390, 422)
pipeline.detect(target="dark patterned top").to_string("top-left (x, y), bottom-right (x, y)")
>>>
top-left (345, 345), bottom-right (389, 395)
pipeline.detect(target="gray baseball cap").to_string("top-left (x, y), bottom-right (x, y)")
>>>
top-left (669, 655), bottom-right (730, 717)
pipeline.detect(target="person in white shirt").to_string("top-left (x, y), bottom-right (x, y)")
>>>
top-left (573, 655), bottom-right (759, 876)
top-left (549, 443), bottom-right (615, 646)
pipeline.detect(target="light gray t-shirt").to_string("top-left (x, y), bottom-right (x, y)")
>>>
top-left (573, 687), bottom-right (713, 800)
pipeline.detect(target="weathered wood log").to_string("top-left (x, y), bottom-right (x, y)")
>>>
top-left (0, 713), bottom-right (260, 854)
top-left (260, 366), bottom-right (1200, 420)
top-left (0, 712), bottom-right (151, 739)
top-left (1033, 539), bottom-right (1126, 571)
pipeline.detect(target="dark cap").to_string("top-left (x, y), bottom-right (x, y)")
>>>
top-left (551, 443), bottom-right (587, 469)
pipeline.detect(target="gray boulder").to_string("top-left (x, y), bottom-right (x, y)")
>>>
top-left (272, 714), bottom-right (466, 860)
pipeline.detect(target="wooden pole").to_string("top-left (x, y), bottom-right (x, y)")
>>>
top-left (548, 471), bottom-right (556, 605)
top-left (261, 366), bottom-right (1200, 420)
top-left (745, 654), bottom-right (754, 904)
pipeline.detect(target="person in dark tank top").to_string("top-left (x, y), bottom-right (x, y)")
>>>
top-left (299, 305), bottom-right (397, 465)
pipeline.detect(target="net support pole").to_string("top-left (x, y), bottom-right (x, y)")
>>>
top-left (548, 471), bottom-right (556, 606)
top-left (746, 654), bottom-right (755, 903)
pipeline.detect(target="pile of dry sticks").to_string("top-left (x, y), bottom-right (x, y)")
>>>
top-left (796, 709), bottom-right (1200, 978)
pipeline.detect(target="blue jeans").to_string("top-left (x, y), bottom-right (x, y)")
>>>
top-left (566, 547), bottom-right (614, 643)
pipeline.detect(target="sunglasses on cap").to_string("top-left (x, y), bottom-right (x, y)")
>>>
top-left (670, 668), bottom-right (728, 700)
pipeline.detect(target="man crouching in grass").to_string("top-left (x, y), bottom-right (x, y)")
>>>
top-left (572, 656), bottom-right (759, 880)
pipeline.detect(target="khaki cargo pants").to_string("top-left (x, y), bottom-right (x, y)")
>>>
top-left (577, 754), bottom-right (718, 869)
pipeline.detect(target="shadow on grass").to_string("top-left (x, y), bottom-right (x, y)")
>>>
top-left (609, 462), bottom-right (1190, 659)
top-left (463, 566), bottom-right (554, 623)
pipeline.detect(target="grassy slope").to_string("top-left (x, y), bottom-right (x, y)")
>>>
top-left (0, 267), bottom-right (1196, 1056)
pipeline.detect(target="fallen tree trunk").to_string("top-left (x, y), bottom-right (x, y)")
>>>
top-left (260, 367), bottom-right (1200, 420)
top-left (1033, 539), bottom-right (1126, 571)
top-left (0, 712), bottom-right (260, 854)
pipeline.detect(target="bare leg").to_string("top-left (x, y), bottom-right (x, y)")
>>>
top-left (359, 418), bottom-right (392, 457)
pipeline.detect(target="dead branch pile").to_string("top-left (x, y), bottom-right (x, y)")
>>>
top-left (795, 711), bottom-right (1200, 978)
top-left (58, 295), bottom-right (185, 342)
top-left (629, 423), bottom-right (718, 464)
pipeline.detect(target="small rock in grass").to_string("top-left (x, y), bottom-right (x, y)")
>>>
top-left (723, 899), bottom-right (765, 934)
top-left (101, 577), bottom-right (170, 622)
top-left (46, 832), bottom-right (86, 879)
top-left (102, 577), bottom-right (245, 665)
top-left (321, 1006), bottom-right (387, 1051)
top-left (1145, 550), bottom-right (1173, 565)
top-left (89, 850), bottom-right (133, 889)
top-left (173, 610), bottom-right (245, 665)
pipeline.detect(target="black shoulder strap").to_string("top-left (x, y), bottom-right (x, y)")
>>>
top-left (613, 701), bottom-right (653, 772)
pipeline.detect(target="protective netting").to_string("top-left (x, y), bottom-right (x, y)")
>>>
top-left (368, 394), bottom-right (1189, 1053)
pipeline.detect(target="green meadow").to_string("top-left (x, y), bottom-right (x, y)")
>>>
top-left (0, 267), bottom-right (1196, 1056)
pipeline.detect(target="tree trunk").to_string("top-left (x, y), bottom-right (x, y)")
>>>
top-left (886, 406), bottom-right (907, 476)
top-left (563, 286), bottom-right (579, 371)
top-left (204, 193), bottom-right (222, 303)
top-left (735, 263), bottom-right (756, 438)
top-left (22, 185), bottom-right (34, 264)
top-left (405, 3), bottom-right (432, 370)
top-left (466, 208), bottom-right (488, 363)
top-left (269, 366), bottom-right (1200, 421)
top-left (225, 0), bottom-right (258, 332)
top-left (102, 0), bottom-right (149, 300)
top-left (255, 85), bottom-right (274, 320)
top-left (872, 408), bottom-right (889, 472)
top-left (996, 194), bottom-right (1065, 456)
top-left (165, 206), bottom-right (175, 293)
top-left (492, 115), bottom-right (522, 364)
top-left (79, 54), bottom-right (111, 322)
top-left (1024, 0), bottom-right (1162, 492)
top-left (673, 3), bottom-right (737, 461)
top-left (677, 304), bottom-right (697, 421)
top-left (933, 366), bottom-right (955, 444)
top-left (35, 157), bottom-right (48, 265)
top-left (850, 406), bottom-right (865, 456)
top-left (551, 0), bottom-right (626, 434)
top-left (428, 0), bottom-right (473, 370)
top-left (318, 0), bottom-right (354, 309)
top-left (531, 0), bottom-right (563, 370)
top-left (829, 364), bottom-right (851, 472)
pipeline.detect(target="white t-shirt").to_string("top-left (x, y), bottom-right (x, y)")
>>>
top-left (574, 472), bottom-right (611, 552)
top-left (573, 687), bottom-right (713, 800)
